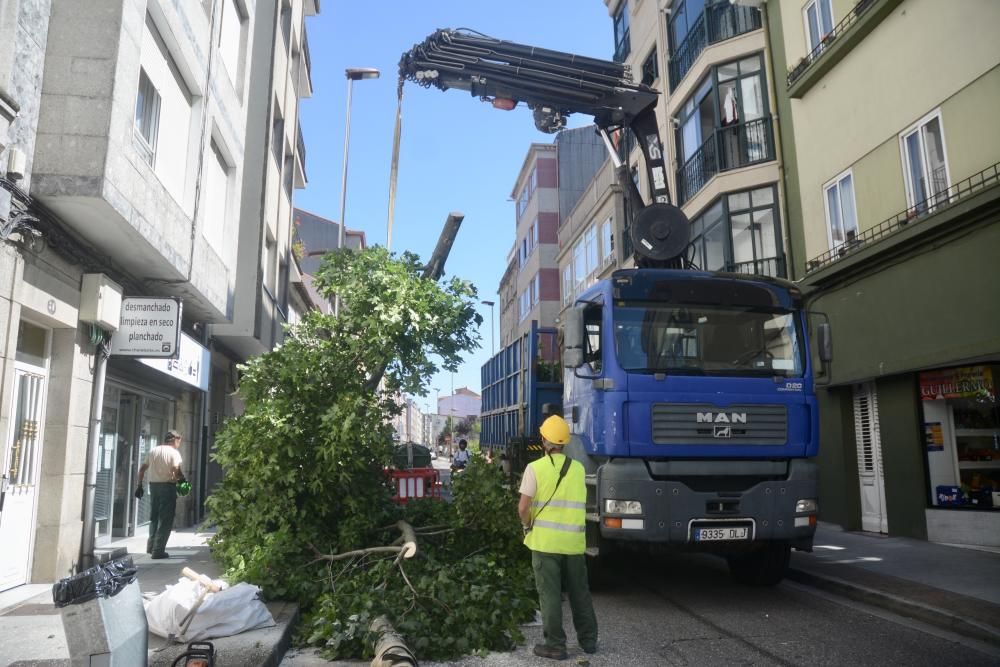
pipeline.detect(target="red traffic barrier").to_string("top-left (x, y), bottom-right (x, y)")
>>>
top-left (387, 467), bottom-right (442, 504)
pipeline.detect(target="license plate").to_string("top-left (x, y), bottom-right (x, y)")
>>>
top-left (694, 526), bottom-right (750, 541)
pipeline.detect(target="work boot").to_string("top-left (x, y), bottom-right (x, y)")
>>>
top-left (533, 644), bottom-right (567, 660)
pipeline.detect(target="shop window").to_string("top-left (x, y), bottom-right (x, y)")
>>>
top-left (920, 366), bottom-right (999, 511)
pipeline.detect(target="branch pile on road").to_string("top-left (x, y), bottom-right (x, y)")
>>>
top-left (205, 248), bottom-right (537, 661)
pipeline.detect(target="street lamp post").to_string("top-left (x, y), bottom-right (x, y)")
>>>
top-left (481, 300), bottom-right (495, 355)
top-left (334, 67), bottom-right (380, 316)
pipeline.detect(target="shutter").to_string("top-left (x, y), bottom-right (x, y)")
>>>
top-left (853, 383), bottom-right (881, 475)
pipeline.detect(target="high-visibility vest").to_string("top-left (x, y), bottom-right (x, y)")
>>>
top-left (523, 452), bottom-right (586, 555)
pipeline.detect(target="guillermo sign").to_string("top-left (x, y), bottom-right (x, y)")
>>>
top-left (110, 297), bottom-right (182, 357)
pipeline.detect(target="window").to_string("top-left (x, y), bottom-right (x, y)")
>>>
top-left (824, 171), bottom-right (858, 249)
top-left (530, 274), bottom-right (539, 306)
top-left (641, 48), bottom-right (659, 86)
top-left (271, 104), bottom-right (284, 163)
top-left (203, 139), bottom-right (231, 254)
top-left (280, 0), bottom-right (292, 52)
top-left (134, 69), bottom-right (161, 165)
top-left (583, 305), bottom-right (602, 372)
top-left (803, 0), bottom-right (834, 52)
top-left (531, 219), bottom-right (538, 250)
top-left (688, 185), bottom-right (784, 276)
top-left (901, 112), bottom-right (949, 214)
top-left (585, 226), bottom-right (598, 277)
top-left (729, 187), bottom-right (777, 271)
top-left (676, 54), bottom-right (773, 202)
top-left (689, 200), bottom-right (727, 271)
top-left (528, 166), bottom-right (537, 197)
top-left (562, 264), bottom-right (573, 305)
top-left (519, 289), bottom-right (531, 321)
top-left (600, 217), bottom-right (614, 265)
top-left (137, 14), bottom-right (192, 204)
top-left (613, 2), bottom-right (630, 62)
top-left (219, 0), bottom-right (246, 90)
top-left (669, 0), bottom-right (704, 50)
top-left (265, 234), bottom-right (277, 293)
top-left (573, 239), bottom-right (586, 287)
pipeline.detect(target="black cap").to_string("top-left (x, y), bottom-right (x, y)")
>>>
top-left (165, 429), bottom-right (182, 442)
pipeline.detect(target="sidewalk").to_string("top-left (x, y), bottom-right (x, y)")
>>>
top-left (0, 528), bottom-right (298, 667)
top-left (788, 522), bottom-right (1000, 648)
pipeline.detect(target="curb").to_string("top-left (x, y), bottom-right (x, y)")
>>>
top-left (787, 567), bottom-right (1000, 649)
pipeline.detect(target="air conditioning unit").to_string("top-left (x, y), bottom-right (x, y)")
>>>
top-left (79, 273), bottom-right (123, 332)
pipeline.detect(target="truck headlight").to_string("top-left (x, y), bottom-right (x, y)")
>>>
top-left (795, 498), bottom-right (818, 513)
top-left (605, 499), bottom-right (642, 514)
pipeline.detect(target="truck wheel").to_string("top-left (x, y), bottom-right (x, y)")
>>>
top-left (727, 542), bottom-right (790, 586)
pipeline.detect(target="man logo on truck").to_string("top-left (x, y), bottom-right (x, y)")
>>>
top-left (696, 412), bottom-right (748, 424)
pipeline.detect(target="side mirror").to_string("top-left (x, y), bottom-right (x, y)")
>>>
top-left (562, 305), bottom-right (585, 369)
top-left (817, 322), bottom-right (833, 363)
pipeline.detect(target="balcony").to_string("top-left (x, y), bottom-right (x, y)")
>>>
top-left (669, 3), bottom-right (762, 90)
top-left (787, 0), bottom-right (902, 98)
top-left (725, 256), bottom-right (786, 279)
top-left (805, 162), bottom-right (1000, 274)
top-left (676, 117), bottom-right (775, 204)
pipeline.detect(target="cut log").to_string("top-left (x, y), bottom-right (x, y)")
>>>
top-left (370, 615), bottom-right (418, 667)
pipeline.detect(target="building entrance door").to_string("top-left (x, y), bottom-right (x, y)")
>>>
top-left (854, 382), bottom-right (888, 533)
top-left (0, 322), bottom-right (50, 591)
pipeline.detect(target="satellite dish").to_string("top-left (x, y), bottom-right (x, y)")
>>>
top-left (630, 203), bottom-right (690, 265)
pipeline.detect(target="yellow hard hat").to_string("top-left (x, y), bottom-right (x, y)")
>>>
top-left (540, 415), bottom-right (571, 446)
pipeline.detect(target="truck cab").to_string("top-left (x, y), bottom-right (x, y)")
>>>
top-left (562, 269), bottom-right (829, 585)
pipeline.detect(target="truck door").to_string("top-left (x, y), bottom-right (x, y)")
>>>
top-left (565, 302), bottom-right (606, 454)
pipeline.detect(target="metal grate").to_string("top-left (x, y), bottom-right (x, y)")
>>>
top-left (652, 403), bottom-right (787, 445)
top-left (806, 162), bottom-right (1000, 273)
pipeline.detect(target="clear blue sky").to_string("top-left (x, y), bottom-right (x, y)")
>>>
top-left (294, 1), bottom-right (614, 409)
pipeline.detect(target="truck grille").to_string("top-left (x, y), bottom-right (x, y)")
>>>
top-left (651, 404), bottom-right (787, 445)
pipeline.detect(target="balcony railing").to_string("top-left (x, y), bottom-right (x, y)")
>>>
top-left (669, 3), bottom-right (762, 90)
top-left (676, 117), bottom-right (775, 204)
top-left (787, 0), bottom-right (876, 88)
top-left (725, 256), bottom-right (786, 279)
top-left (805, 162), bottom-right (1000, 273)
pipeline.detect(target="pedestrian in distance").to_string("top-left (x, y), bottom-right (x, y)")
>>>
top-left (135, 429), bottom-right (185, 559)
top-left (518, 415), bottom-right (598, 660)
top-left (451, 438), bottom-right (471, 471)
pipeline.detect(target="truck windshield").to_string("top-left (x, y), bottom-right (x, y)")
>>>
top-left (613, 302), bottom-right (803, 377)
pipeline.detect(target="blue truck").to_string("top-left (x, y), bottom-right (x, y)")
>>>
top-left (401, 29), bottom-right (832, 584)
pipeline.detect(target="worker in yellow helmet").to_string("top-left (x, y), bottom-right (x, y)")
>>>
top-left (518, 415), bottom-right (598, 660)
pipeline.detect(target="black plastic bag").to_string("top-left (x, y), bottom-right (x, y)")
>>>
top-left (52, 556), bottom-right (138, 608)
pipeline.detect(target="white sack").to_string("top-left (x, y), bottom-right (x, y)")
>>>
top-left (144, 578), bottom-right (275, 641)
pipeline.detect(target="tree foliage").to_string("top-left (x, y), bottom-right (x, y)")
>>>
top-left (207, 247), bottom-right (537, 659)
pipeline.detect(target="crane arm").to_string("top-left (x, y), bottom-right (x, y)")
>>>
top-left (399, 29), bottom-right (690, 267)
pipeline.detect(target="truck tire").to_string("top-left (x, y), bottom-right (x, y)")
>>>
top-left (727, 542), bottom-right (790, 586)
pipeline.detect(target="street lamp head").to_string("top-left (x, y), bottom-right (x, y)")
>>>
top-left (481, 300), bottom-right (495, 306)
top-left (346, 67), bottom-right (380, 80)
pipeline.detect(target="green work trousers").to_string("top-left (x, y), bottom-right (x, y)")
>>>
top-left (531, 550), bottom-right (598, 652)
top-left (147, 482), bottom-right (177, 556)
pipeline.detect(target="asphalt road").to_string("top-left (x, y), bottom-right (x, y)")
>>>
top-left (283, 548), bottom-right (1000, 667)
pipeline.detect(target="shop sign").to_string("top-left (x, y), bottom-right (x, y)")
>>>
top-left (139, 332), bottom-right (209, 391)
top-left (110, 297), bottom-right (182, 358)
top-left (919, 366), bottom-right (994, 401)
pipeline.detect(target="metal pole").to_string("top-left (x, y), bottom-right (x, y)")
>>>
top-left (490, 303), bottom-right (495, 355)
top-left (386, 90), bottom-right (403, 252)
top-left (80, 334), bottom-right (109, 570)
top-left (334, 76), bottom-right (355, 317)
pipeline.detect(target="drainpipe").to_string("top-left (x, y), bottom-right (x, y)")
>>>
top-left (79, 328), bottom-right (110, 570)
top-left (759, 3), bottom-right (798, 279)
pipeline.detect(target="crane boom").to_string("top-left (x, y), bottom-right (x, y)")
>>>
top-left (399, 29), bottom-right (691, 267)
